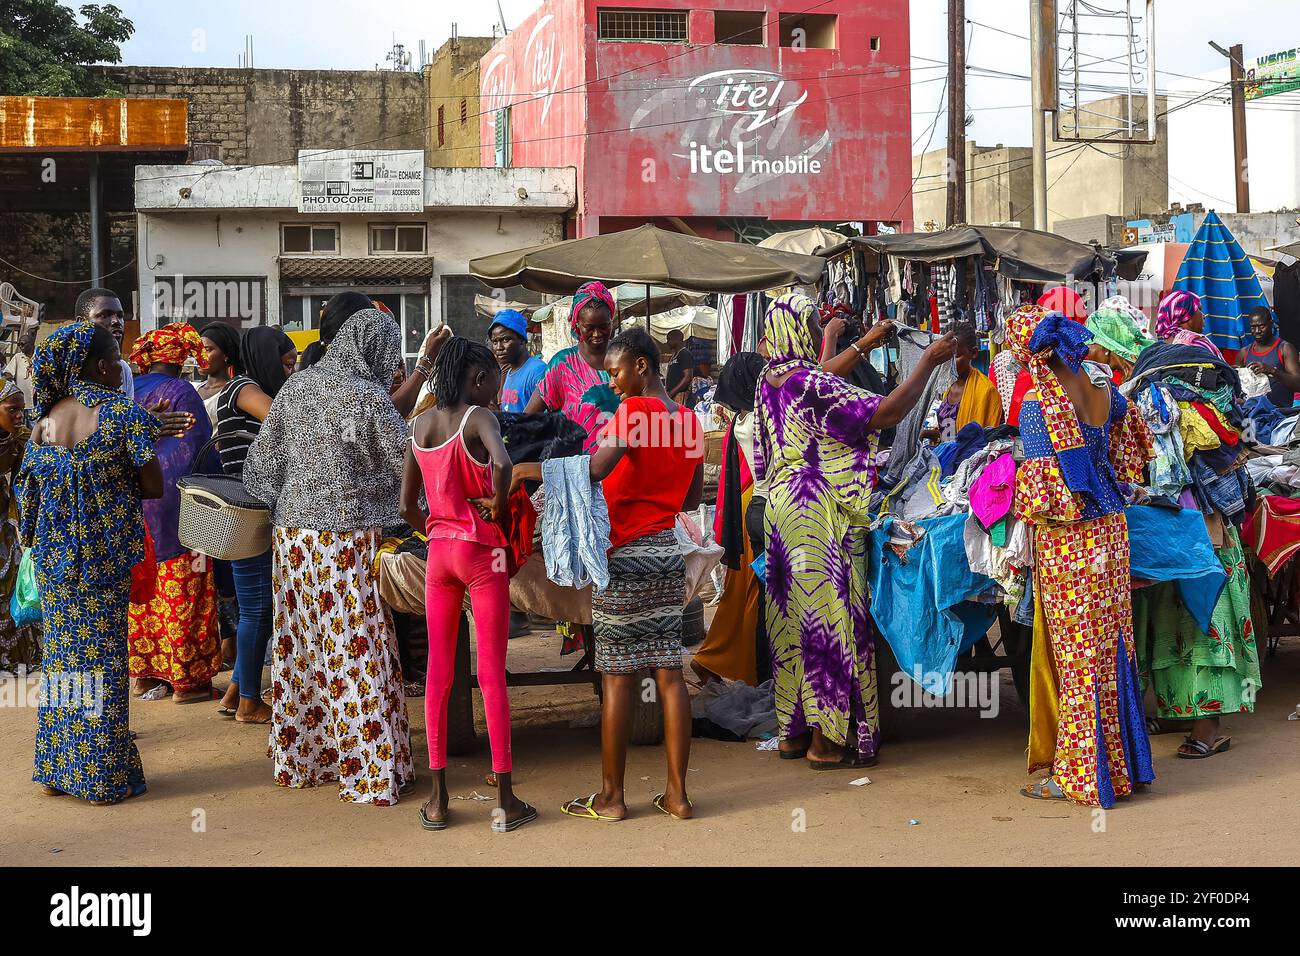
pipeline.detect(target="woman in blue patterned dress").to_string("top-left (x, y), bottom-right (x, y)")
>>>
top-left (19, 323), bottom-right (163, 805)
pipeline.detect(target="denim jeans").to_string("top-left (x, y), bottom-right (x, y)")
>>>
top-left (231, 548), bottom-right (273, 699)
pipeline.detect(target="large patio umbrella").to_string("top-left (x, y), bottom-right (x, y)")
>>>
top-left (531, 283), bottom-right (709, 323)
top-left (1173, 211), bottom-right (1269, 352)
top-left (757, 226), bottom-right (848, 257)
top-left (469, 223), bottom-right (826, 295)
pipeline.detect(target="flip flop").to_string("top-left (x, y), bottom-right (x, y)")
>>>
top-left (778, 747), bottom-right (809, 760)
top-left (491, 802), bottom-right (539, 832)
top-left (1177, 735), bottom-right (1231, 759)
top-left (1020, 778), bottom-right (1069, 801)
top-left (235, 712), bottom-right (272, 724)
top-left (559, 793), bottom-right (623, 822)
top-left (40, 785), bottom-right (67, 797)
top-left (808, 753), bottom-right (877, 771)
top-left (652, 793), bottom-right (693, 820)
top-left (418, 804), bottom-right (449, 831)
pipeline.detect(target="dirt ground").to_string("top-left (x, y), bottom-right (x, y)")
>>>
top-left (3, 623), bottom-right (1298, 867)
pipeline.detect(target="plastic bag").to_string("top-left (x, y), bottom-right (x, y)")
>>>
top-left (130, 524), bottom-right (158, 605)
top-left (10, 549), bottom-right (41, 627)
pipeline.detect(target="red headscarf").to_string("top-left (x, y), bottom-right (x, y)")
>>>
top-left (1037, 287), bottom-right (1088, 324)
top-left (130, 324), bottom-right (208, 372)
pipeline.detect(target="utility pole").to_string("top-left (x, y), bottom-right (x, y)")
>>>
top-left (1028, 0), bottom-right (1052, 231)
top-left (1211, 41), bottom-right (1250, 213)
top-left (946, 0), bottom-right (966, 227)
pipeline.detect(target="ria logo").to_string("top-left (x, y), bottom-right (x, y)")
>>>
top-left (689, 69), bottom-right (808, 131)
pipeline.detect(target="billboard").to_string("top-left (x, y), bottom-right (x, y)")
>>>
top-left (297, 149), bottom-right (425, 212)
top-left (1246, 47), bottom-right (1300, 100)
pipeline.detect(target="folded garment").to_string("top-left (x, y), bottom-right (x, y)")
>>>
top-left (1244, 495), bottom-right (1300, 576)
top-left (969, 452), bottom-right (1015, 530)
top-left (1242, 396), bottom-right (1284, 445)
top-left (1125, 504), bottom-right (1226, 634)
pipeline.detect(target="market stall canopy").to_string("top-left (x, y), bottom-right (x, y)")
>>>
top-left (531, 283), bottom-right (709, 323)
top-left (474, 294), bottom-right (543, 321)
top-left (1173, 210), bottom-right (1268, 352)
top-left (1267, 239), bottom-right (1300, 260)
top-left (469, 223), bottom-right (826, 294)
top-left (757, 226), bottom-right (848, 257)
top-left (827, 225), bottom-right (1129, 283)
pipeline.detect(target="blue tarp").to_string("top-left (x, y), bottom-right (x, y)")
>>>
top-left (1173, 210), bottom-right (1269, 352)
top-left (1125, 505), bottom-right (1225, 634)
top-left (866, 514), bottom-right (996, 697)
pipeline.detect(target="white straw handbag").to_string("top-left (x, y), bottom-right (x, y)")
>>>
top-left (177, 431), bottom-right (271, 561)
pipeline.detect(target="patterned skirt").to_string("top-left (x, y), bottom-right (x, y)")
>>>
top-left (1032, 512), bottom-right (1154, 808)
top-left (128, 551), bottom-right (221, 692)
top-left (592, 529), bottom-right (685, 674)
top-left (1134, 525), bottom-right (1262, 720)
top-left (34, 570), bottom-right (145, 802)
top-left (268, 528), bottom-right (413, 805)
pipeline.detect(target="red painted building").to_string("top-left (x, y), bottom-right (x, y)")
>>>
top-left (480, 0), bottom-right (913, 239)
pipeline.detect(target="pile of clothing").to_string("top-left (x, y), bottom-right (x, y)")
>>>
top-left (1126, 342), bottom-right (1252, 522)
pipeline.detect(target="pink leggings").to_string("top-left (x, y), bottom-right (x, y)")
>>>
top-left (424, 539), bottom-right (512, 773)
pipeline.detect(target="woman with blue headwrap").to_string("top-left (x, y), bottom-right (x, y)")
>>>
top-left (19, 322), bottom-right (164, 804)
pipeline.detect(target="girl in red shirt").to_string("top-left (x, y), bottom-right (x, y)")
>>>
top-left (561, 327), bottom-right (704, 824)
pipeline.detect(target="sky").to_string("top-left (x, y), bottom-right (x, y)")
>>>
top-left (107, 0), bottom-right (1290, 150)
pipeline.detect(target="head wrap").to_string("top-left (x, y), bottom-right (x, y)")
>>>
top-left (241, 326), bottom-right (296, 399)
top-left (763, 291), bottom-right (821, 376)
top-left (32, 322), bottom-right (98, 420)
top-left (0, 377), bottom-right (22, 404)
top-left (1156, 290), bottom-right (1203, 341)
top-left (489, 308), bottom-right (529, 339)
top-left (1005, 305), bottom-right (1097, 494)
top-left (818, 302), bottom-right (853, 324)
top-left (130, 323), bottom-right (207, 372)
top-left (1036, 287), bottom-right (1088, 323)
top-left (714, 351), bottom-right (766, 414)
top-left (570, 281), bottom-right (617, 333)
top-left (317, 308), bottom-right (403, 386)
top-left (1085, 306), bottom-right (1156, 364)
top-left (200, 322), bottom-right (242, 374)
top-left (1098, 294), bottom-right (1149, 333)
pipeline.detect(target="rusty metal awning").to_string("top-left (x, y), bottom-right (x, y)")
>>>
top-left (278, 256), bottom-right (434, 285)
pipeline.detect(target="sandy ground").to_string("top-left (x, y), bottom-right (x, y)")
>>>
top-left (2, 623), bottom-right (1298, 867)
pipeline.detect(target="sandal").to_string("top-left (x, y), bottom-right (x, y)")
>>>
top-left (808, 753), bottom-right (877, 771)
top-left (1020, 777), bottom-right (1069, 801)
top-left (40, 785), bottom-right (67, 797)
top-left (652, 793), bottom-right (693, 820)
top-left (559, 793), bottom-right (623, 822)
top-left (491, 802), bottom-right (539, 832)
top-left (90, 782), bottom-right (147, 806)
top-left (1177, 736), bottom-right (1231, 759)
top-left (418, 804), bottom-right (449, 831)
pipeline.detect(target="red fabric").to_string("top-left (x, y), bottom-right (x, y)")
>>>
top-left (600, 396), bottom-right (702, 550)
top-left (1189, 402), bottom-right (1239, 446)
top-left (712, 425), bottom-right (753, 543)
top-left (1245, 495), bottom-right (1300, 576)
top-left (130, 523), bottom-right (157, 604)
top-left (504, 483), bottom-right (537, 578)
top-left (1007, 369), bottom-right (1034, 426)
top-left (1037, 287), bottom-right (1088, 323)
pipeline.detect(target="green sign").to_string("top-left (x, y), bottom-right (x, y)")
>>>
top-left (1246, 47), bottom-right (1300, 100)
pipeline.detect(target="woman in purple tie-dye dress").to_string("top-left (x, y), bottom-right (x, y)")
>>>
top-left (753, 293), bottom-right (955, 768)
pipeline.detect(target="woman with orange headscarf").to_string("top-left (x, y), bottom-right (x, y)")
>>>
top-left (127, 324), bottom-right (222, 704)
top-left (1009, 304), bottom-right (1157, 807)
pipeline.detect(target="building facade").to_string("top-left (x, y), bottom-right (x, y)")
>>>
top-left (478, 0), bottom-right (912, 238)
top-left (425, 36), bottom-right (496, 168)
top-left (134, 162), bottom-right (576, 363)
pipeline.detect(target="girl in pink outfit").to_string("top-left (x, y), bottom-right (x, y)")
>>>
top-left (400, 337), bottom-right (536, 833)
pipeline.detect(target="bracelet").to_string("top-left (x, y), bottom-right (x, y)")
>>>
top-left (850, 341), bottom-right (867, 358)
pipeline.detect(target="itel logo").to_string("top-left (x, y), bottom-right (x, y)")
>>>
top-left (689, 69), bottom-right (808, 132)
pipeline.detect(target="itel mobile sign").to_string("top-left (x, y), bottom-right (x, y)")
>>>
top-left (297, 149), bottom-right (425, 213)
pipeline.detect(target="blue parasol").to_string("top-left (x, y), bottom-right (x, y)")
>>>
top-left (1172, 210), bottom-right (1268, 351)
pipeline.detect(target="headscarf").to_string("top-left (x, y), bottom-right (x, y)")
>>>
top-left (1098, 294), bottom-right (1149, 334)
top-left (0, 377), bottom-right (22, 405)
top-left (1156, 290), bottom-right (1203, 341)
top-left (130, 323), bottom-right (207, 372)
top-left (316, 308), bottom-right (403, 386)
top-left (1085, 306), bottom-right (1156, 364)
top-left (713, 351), bottom-right (766, 414)
top-left (764, 291), bottom-right (821, 376)
top-left (1037, 287), bottom-right (1088, 323)
top-left (241, 326), bottom-right (295, 399)
top-left (32, 322), bottom-right (97, 420)
top-left (1006, 305), bottom-right (1096, 491)
top-left (570, 280), bottom-right (617, 333)
top-left (199, 322), bottom-right (242, 374)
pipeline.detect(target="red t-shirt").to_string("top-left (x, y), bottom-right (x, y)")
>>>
top-left (599, 396), bottom-right (703, 550)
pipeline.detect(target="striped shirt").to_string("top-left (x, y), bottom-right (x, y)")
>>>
top-left (215, 376), bottom-right (261, 478)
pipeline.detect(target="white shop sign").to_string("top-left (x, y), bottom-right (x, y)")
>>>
top-left (297, 149), bottom-right (425, 213)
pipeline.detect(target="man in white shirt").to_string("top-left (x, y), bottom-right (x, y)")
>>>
top-left (74, 287), bottom-right (134, 398)
top-left (3, 328), bottom-right (36, 406)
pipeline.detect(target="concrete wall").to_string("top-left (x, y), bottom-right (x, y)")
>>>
top-left (912, 142), bottom-right (1033, 229)
top-left (94, 66), bottom-right (427, 166)
top-left (425, 37), bottom-right (494, 168)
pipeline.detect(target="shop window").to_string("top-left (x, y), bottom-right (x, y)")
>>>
top-left (281, 223), bottom-right (339, 255)
top-left (779, 12), bottom-right (837, 49)
top-left (597, 8), bottom-right (688, 42)
top-left (370, 223), bottom-right (427, 254)
top-left (715, 10), bottom-right (764, 45)
top-left (442, 275), bottom-right (545, 342)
